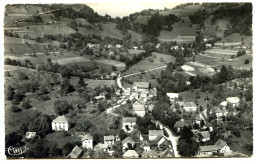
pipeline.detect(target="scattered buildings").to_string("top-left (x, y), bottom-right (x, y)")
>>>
top-left (52, 115), bottom-right (69, 131)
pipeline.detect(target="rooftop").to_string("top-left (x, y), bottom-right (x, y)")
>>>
top-left (199, 145), bottom-right (218, 152)
top-left (199, 131), bottom-right (211, 139)
top-left (123, 117), bottom-right (137, 123)
top-left (174, 120), bottom-right (193, 128)
top-left (215, 139), bottom-right (227, 149)
top-left (133, 82), bottom-right (150, 89)
top-left (226, 97), bottom-right (240, 104)
top-left (52, 115), bottom-right (69, 123)
top-left (149, 130), bottom-right (164, 136)
top-left (82, 133), bottom-right (93, 141)
top-left (142, 150), bottom-right (159, 157)
top-left (104, 135), bottom-right (115, 141)
top-left (122, 137), bottom-right (135, 145)
top-left (67, 145), bottom-right (83, 158)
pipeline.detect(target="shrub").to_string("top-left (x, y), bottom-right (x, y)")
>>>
top-left (10, 106), bottom-right (22, 113)
top-left (22, 100), bottom-right (32, 109)
top-left (244, 59), bottom-right (250, 64)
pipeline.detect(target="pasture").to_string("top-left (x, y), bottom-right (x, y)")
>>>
top-left (56, 56), bottom-right (92, 65)
top-left (95, 59), bottom-right (126, 71)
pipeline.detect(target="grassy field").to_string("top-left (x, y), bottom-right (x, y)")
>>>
top-left (70, 76), bottom-right (116, 88)
top-left (95, 59), bottom-right (126, 71)
top-left (56, 56), bottom-right (92, 65)
top-left (121, 52), bottom-right (175, 88)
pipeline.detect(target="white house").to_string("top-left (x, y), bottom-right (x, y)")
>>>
top-left (132, 82), bottom-right (150, 92)
top-left (183, 102), bottom-right (197, 112)
top-left (148, 130), bottom-right (164, 141)
top-left (181, 65), bottom-right (195, 72)
top-left (133, 102), bottom-right (146, 117)
top-left (206, 44), bottom-right (212, 49)
top-left (52, 115), bottom-right (69, 131)
top-left (215, 139), bottom-right (231, 153)
top-left (104, 135), bottom-right (115, 146)
top-left (226, 97), bottom-right (240, 107)
top-left (166, 93), bottom-right (179, 102)
top-left (122, 117), bottom-right (137, 132)
top-left (82, 133), bottom-right (93, 149)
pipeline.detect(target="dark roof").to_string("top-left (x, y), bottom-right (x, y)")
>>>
top-left (215, 139), bottom-right (227, 149)
top-left (104, 135), bottom-right (115, 140)
top-left (66, 145), bottom-right (83, 158)
top-left (199, 145), bottom-right (218, 152)
top-left (199, 131), bottom-right (211, 139)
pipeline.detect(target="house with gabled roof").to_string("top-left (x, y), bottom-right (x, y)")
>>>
top-left (166, 93), bottom-right (179, 102)
top-left (215, 139), bottom-right (231, 153)
top-left (133, 82), bottom-right (150, 92)
top-left (82, 133), bottom-right (93, 149)
top-left (104, 135), bottom-right (115, 146)
top-left (52, 115), bottom-right (69, 131)
top-left (198, 131), bottom-right (211, 142)
top-left (133, 101), bottom-right (146, 117)
top-left (123, 150), bottom-right (139, 158)
top-left (142, 149), bottom-right (159, 158)
top-left (160, 148), bottom-right (175, 158)
top-left (66, 145), bottom-right (83, 158)
top-left (122, 117), bottom-right (136, 132)
top-left (140, 90), bottom-right (149, 98)
top-left (198, 145), bottom-right (218, 156)
top-left (226, 97), bottom-right (240, 107)
top-left (122, 137), bottom-right (135, 150)
top-left (149, 130), bottom-right (164, 141)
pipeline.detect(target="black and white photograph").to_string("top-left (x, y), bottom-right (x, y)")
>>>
top-left (2, 0), bottom-right (254, 159)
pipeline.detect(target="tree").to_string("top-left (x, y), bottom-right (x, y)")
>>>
top-left (78, 76), bottom-right (85, 88)
top-left (53, 100), bottom-right (72, 115)
top-left (13, 91), bottom-right (25, 104)
top-left (60, 78), bottom-right (74, 96)
top-left (5, 132), bottom-right (23, 147)
top-left (97, 102), bottom-right (106, 113)
top-left (18, 72), bottom-right (29, 80)
top-left (76, 120), bottom-right (92, 131)
top-left (5, 86), bottom-right (14, 100)
top-left (22, 99), bottom-right (32, 109)
top-left (244, 59), bottom-right (250, 64)
top-left (27, 113), bottom-right (52, 136)
top-left (105, 93), bottom-right (111, 99)
top-left (10, 105), bottom-right (22, 113)
top-left (112, 142), bottom-right (123, 158)
top-left (62, 143), bottom-right (74, 157)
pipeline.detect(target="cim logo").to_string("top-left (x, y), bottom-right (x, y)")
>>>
top-left (7, 146), bottom-right (29, 156)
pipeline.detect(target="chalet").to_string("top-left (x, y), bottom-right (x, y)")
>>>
top-left (25, 132), bottom-right (36, 139)
top-left (104, 135), bottom-right (115, 146)
top-left (166, 93), bottom-right (179, 102)
top-left (123, 150), bottom-right (139, 158)
top-left (215, 139), bottom-right (231, 153)
top-left (52, 115), bottom-right (69, 131)
top-left (140, 141), bottom-right (150, 151)
top-left (122, 117), bottom-right (137, 132)
top-left (226, 97), bottom-right (240, 107)
top-left (198, 131), bottom-right (211, 142)
top-left (198, 145), bottom-right (218, 156)
top-left (133, 82), bottom-right (150, 92)
top-left (174, 120), bottom-right (193, 132)
top-left (122, 137), bottom-right (135, 150)
top-left (160, 148), bottom-right (175, 158)
top-left (142, 150), bottom-right (159, 158)
top-left (149, 130), bottom-right (164, 141)
top-left (183, 102), bottom-right (197, 112)
top-left (133, 102), bottom-right (146, 117)
top-left (66, 145), bottom-right (83, 158)
top-left (140, 90), bottom-right (149, 98)
top-left (181, 65), bottom-right (195, 72)
top-left (82, 133), bottom-right (93, 149)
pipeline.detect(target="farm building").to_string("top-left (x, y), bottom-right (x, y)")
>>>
top-left (132, 82), bottom-right (150, 92)
top-left (52, 115), bottom-right (69, 131)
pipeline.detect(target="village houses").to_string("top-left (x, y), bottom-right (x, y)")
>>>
top-left (132, 82), bottom-right (150, 92)
top-left (52, 115), bottom-right (69, 131)
top-left (122, 137), bottom-right (135, 150)
top-left (166, 93), bottom-right (179, 102)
